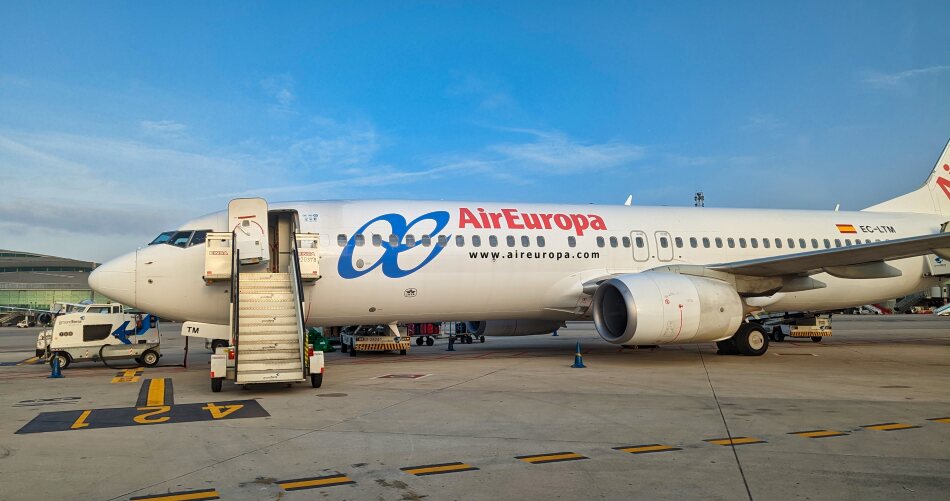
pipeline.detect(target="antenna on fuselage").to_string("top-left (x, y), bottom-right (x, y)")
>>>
top-left (834, 203), bottom-right (840, 212)
top-left (624, 195), bottom-right (633, 206)
top-left (694, 191), bottom-right (705, 207)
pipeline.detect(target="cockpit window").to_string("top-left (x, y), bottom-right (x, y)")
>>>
top-left (170, 231), bottom-right (194, 247)
top-left (149, 231), bottom-right (175, 245)
top-left (150, 230), bottom-right (210, 247)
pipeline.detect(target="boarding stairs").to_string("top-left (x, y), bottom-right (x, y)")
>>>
top-left (235, 272), bottom-right (305, 383)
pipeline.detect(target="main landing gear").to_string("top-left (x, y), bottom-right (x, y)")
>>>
top-left (716, 323), bottom-right (769, 356)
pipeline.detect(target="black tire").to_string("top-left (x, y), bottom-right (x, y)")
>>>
top-left (416, 337), bottom-right (424, 346)
top-left (311, 373), bottom-right (323, 388)
top-left (811, 336), bottom-right (823, 343)
top-left (479, 336), bottom-right (486, 343)
top-left (211, 340), bottom-right (228, 352)
top-left (400, 349), bottom-right (407, 355)
top-left (341, 341), bottom-right (348, 353)
top-left (50, 352), bottom-right (71, 369)
top-left (716, 339), bottom-right (740, 355)
top-left (426, 337), bottom-right (434, 346)
top-left (211, 378), bottom-right (223, 392)
top-left (141, 349), bottom-right (160, 367)
top-left (735, 324), bottom-right (769, 356)
top-left (349, 343), bottom-right (356, 357)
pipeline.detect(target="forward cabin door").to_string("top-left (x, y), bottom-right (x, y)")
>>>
top-left (655, 231), bottom-right (673, 262)
top-left (228, 198), bottom-right (269, 265)
top-left (631, 231), bottom-right (650, 262)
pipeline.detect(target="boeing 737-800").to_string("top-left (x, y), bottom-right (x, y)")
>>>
top-left (88, 140), bottom-right (950, 357)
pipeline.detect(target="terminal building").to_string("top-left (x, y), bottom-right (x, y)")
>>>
top-left (0, 249), bottom-right (104, 312)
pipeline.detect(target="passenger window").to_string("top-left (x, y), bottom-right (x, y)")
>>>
top-left (675, 237), bottom-right (683, 248)
top-left (171, 231), bottom-right (193, 247)
top-left (568, 236), bottom-right (576, 248)
top-left (715, 237), bottom-right (723, 248)
top-left (472, 235), bottom-right (482, 247)
top-left (337, 234), bottom-right (347, 247)
top-left (455, 235), bottom-right (465, 247)
top-left (636, 236), bottom-right (645, 248)
top-left (189, 230), bottom-right (208, 247)
top-left (727, 238), bottom-right (735, 248)
top-left (690, 237), bottom-right (698, 248)
top-left (373, 234), bottom-right (382, 247)
top-left (739, 238), bottom-right (747, 248)
top-left (489, 235), bottom-right (498, 247)
top-left (421, 235), bottom-right (432, 247)
top-left (774, 238), bottom-right (782, 249)
top-left (834, 239), bottom-right (842, 247)
top-left (521, 236), bottom-right (530, 247)
top-left (622, 236), bottom-right (631, 248)
top-left (787, 238), bottom-right (795, 249)
top-left (389, 234), bottom-right (399, 247)
top-left (354, 234), bottom-right (365, 246)
top-left (406, 235), bottom-right (416, 247)
top-left (763, 238), bottom-right (770, 249)
top-left (845, 239), bottom-right (852, 246)
top-left (506, 236), bottom-right (516, 247)
top-left (811, 238), bottom-right (818, 249)
top-left (660, 237), bottom-right (669, 249)
top-left (702, 237), bottom-right (710, 248)
top-left (751, 238), bottom-right (758, 249)
top-left (610, 236), bottom-right (618, 248)
top-left (823, 239), bottom-right (831, 249)
top-left (537, 236), bottom-right (546, 247)
top-left (438, 235), bottom-right (449, 247)
top-left (596, 236), bottom-right (606, 248)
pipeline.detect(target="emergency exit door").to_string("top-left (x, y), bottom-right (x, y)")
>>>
top-left (630, 231), bottom-right (649, 262)
top-left (655, 231), bottom-right (673, 261)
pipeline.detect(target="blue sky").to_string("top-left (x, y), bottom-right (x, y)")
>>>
top-left (1, 1), bottom-right (948, 261)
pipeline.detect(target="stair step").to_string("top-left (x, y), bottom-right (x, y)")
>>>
top-left (238, 350), bottom-right (301, 361)
top-left (239, 325), bottom-right (300, 334)
top-left (239, 340), bottom-right (300, 351)
top-left (240, 273), bottom-right (290, 280)
top-left (239, 293), bottom-right (295, 302)
top-left (239, 316), bottom-right (298, 326)
top-left (237, 360), bottom-right (302, 372)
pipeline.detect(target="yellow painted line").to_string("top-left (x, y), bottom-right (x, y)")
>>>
top-left (17, 356), bottom-right (40, 366)
top-left (147, 379), bottom-right (166, 406)
top-left (862, 422), bottom-right (920, 431)
top-left (614, 444), bottom-right (682, 454)
top-left (927, 417), bottom-right (950, 424)
top-left (279, 474), bottom-right (355, 491)
top-left (401, 462), bottom-right (478, 476)
top-left (704, 436), bottom-right (765, 446)
top-left (790, 430), bottom-right (849, 439)
top-left (516, 452), bottom-right (587, 464)
top-left (129, 488), bottom-right (219, 501)
top-left (71, 410), bottom-right (92, 429)
top-left (112, 368), bottom-right (143, 383)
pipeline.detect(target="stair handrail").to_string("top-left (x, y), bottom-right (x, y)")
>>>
top-left (230, 232), bottom-right (240, 374)
top-left (289, 233), bottom-right (308, 374)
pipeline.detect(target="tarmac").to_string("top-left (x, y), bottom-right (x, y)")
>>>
top-left (0, 316), bottom-right (948, 500)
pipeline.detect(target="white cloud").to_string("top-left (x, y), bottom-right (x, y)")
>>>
top-left (140, 120), bottom-right (187, 137)
top-left (445, 72), bottom-right (516, 111)
top-left (260, 74), bottom-right (297, 112)
top-left (487, 128), bottom-right (645, 174)
top-left (862, 64), bottom-right (950, 87)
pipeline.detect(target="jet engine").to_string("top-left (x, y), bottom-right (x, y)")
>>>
top-left (465, 320), bottom-right (565, 337)
top-left (592, 272), bottom-right (743, 345)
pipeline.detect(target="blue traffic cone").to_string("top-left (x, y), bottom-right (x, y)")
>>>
top-left (552, 329), bottom-right (559, 336)
top-left (571, 341), bottom-right (586, 368)
top-left (48, 355), bottom-right (64, 378)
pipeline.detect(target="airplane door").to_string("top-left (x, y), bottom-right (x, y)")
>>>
top-left (228, 198), bottom-right (269, 265)
top-left (655, 231), bottom-right (673, 261)
top-left (630, 231), bottom-right (649, 262)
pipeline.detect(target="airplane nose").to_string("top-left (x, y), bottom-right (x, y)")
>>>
top-left (89, 251), bottom-right (136, 306)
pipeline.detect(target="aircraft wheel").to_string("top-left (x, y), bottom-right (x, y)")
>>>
top-left (479, 336), bottom-right (485, 343)
top-left (211, 340), bottom-right (228, 352)
top-left (716, 339), bottom-right (740, 355)
top-left (426, 337), bottom-right (434, 346)
top-left (400, 349), bottom-right (407, 355)
top-left (811, 336), bottom-right (823, 343)
top-left (416, 337), bottom-right (424, 346)
top-left (311, 373), bottom-right (323, 388)
top-left (50, 352), bottom-right (71, 369)
top-left (735, 324), bottom-right (769, 356)
top-left (141, 349), bottom-right (160, 367)
top-left (211, 378), bottom-right (223, 392)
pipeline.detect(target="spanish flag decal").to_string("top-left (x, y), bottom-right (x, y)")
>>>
top-left (836, 224), bottom-right (858, 234)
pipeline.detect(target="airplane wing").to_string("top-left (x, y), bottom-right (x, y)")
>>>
top-left (0, 306), bottom-right (54, 314)
top-left (707, 232), bottom-right (950, 277)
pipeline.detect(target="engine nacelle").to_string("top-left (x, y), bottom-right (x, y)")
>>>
top-left (465, 320), bottom-right (565, 337)
top-left (592, 272), bottom-right (743, 345)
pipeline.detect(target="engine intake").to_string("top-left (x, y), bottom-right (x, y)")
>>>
top-left (592, 272), bottom-right (742, 345)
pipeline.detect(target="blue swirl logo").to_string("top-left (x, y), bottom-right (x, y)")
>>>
top-left (338, 211), bottom-right (451, 279)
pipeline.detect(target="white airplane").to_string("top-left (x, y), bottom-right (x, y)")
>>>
top-left (89, 140), bottom-right (950, 358)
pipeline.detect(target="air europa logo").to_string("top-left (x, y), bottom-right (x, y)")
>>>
top-left (338, 211), bottom-right (451, 279)
top-left (459, 208), bottom-right (606, 236)
top-left (937, 164), bottom-right (950, 201)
